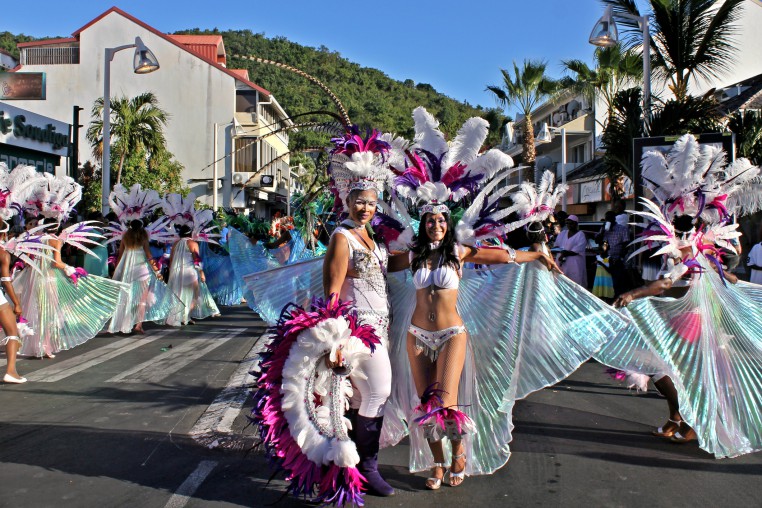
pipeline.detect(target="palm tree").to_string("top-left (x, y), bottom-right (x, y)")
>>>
top-left (561, 43), bottom-right (643, 123)
top-left (728, 110), bottom-right (762, 166)
top-left (602, 0), bottom-right (746, 100)
top-left (87, 92), bottom-right (169, 185)
top-left (486, 60), bottom-right (559, 171)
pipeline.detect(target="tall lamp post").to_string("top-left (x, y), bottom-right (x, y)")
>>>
top-left (537, 123), bottom-right (591, 212)
top-left (589, 5), bottom-right (651, 130)
top-left (101, 37), bottom-right (159, 213)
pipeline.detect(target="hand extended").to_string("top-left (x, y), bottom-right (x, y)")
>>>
top-left (538, 252), bottom-right (563, 274)
top-left (613, 292), bottom-right (634, 308)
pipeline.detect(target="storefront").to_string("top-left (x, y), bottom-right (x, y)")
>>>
top-left (0, 101), bottom-right (70, 173)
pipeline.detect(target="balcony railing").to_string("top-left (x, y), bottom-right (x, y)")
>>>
top-left (21, 47), bottom-right (80, 65)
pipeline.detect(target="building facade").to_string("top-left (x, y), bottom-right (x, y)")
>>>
top-left (9, 7), bottom-right (293, 216)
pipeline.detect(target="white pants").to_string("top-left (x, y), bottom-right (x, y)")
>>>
top-left (350, 343), bottom-right (392, 418)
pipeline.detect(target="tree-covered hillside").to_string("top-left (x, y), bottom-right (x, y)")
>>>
top-left (176, 29), bottom-right (507, 147)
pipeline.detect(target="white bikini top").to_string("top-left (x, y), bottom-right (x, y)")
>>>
top-left (411, 245), bottom-right (462, 291)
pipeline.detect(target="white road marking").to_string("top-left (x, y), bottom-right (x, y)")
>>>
top-left (24, 330), bottom-right (174, 382)
top-left (106, 329), bottom-right (244, 384)
top-left (163, 460), bottom-right (218, 508)
top-left (189, 332), bottom-right (268, 439)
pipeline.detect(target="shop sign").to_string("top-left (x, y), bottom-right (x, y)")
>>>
top-left (0, 102), bottom-right (69, 157)
top-left (0, 72), bottom-right (46, 100)
top-left (580, 179), bottom-right (603, 203)
top-left (0, 144), bottom-right (58, 173)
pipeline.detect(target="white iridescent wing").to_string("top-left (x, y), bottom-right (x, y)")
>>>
top-left (398, 261), bottom-right (628, 475)
top-left (242, 257), bottom-right (324, 325)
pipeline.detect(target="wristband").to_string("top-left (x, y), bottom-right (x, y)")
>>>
top-left (0, 276), bottom-right (12, 282)
top-left (502, 244), bottom-right (517, 262)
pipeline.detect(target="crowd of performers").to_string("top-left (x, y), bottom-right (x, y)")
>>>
top-left (0, 166), bottom-right (323, 384)
top-left (1, 106), bottom-right (760, 506)
top-left (241, 107), bottom-right (762, 505)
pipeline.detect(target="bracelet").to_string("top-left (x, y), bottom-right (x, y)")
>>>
top-left (503, 244), bottom-right (517, 262)
top-left (0, 276), bottom-right (12, 282)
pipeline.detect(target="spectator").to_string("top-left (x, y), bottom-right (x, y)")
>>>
top-left (597, 210), bottom-right (631, 297)
top-left (747, 237), bottom-right (762, 284)
top-left (592, 240), bottom-right (614, 303)
top-left (554, 214), bottom-right (587, 287)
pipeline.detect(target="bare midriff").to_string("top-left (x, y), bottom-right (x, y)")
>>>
top-left (411, 287), bottom-right (463, 331)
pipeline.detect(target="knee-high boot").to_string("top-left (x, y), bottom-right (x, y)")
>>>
top-left (354, 415), bottom-right (395, 497)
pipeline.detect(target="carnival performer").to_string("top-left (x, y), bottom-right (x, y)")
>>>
top-left (554, 214), bottom-right (587, 287)
top-left (389, 110), bottom-right (558, 488)
top-left (319, 129), bottom-right (413, 497)
top-left (0, 164), bottom-right (55, 382)
top-left (164, 195), bottom-right (220, 325)
top-left (595, 134), bottom-right (762, 458)
top-left (16, 173), bottom-right (127, 358)
top-left (105, 183), bottom-right (179, 333)
top-left (244, 123), bottom-right (414, 504)
top-left (380, 110), bottom-right (628, 490)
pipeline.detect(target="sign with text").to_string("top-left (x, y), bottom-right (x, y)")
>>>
top-left (0, 72), bottom-right (46, 100)
top-left (580, 179), bottom-right (603, 203)
top-left (0, 101), bottom-right (69, 157)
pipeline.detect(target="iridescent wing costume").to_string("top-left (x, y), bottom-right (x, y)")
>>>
top-left (594, 134), bottom-right (762, 458)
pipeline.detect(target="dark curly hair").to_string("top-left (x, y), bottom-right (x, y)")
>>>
top-left (410, 212), bottom-right (461, 273)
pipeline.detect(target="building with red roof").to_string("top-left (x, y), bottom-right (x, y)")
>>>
top-left (9, 7), bottom-right (294, 213)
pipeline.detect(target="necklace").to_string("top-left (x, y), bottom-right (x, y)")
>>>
top-left (341, 219), bottom-right (365, 230)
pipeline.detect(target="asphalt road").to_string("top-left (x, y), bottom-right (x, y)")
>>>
top-left (1, 305), bottom-right (760, 508)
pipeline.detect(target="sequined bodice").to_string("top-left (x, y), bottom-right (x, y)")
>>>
top-left (333, 227), bottom-right (390, 343)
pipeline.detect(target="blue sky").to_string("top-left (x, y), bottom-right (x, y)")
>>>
top-left (5, 0), bottom-right (617, 116)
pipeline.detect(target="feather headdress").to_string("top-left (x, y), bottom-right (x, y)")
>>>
top-left (501, 170), bottom-right (568, 233)
top-left (25, 173), bottom-right (82, 222)
top-left (394, 107), bottom-right (515, 217)
top-left (328, 127), bottom-right (394, 211)
top-left (0, 163), bottom-right (44, 222)
top-left (640, 134), bottom-right (760, 224)
top-left (161, 192), bottom-right (196, 226)
top-left (109, 183), bottom-right (162, 223)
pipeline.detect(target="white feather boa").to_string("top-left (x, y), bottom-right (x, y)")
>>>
top-left (279, 317), bottom-right (372, 468)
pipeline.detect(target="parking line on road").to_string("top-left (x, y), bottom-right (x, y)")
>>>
top-left (190, 332), bottom-right (269, 441)
top-left (23, 330), bottom-right (175, 382)
top-left (106, 329), bottom-right (245, 384)
top-left (163, 460), bottom-right (218, 508)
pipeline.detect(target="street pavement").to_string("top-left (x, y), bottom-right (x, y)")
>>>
top-left (1, 305), bottom-right (760, 508)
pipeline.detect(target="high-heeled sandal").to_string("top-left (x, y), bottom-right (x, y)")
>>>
top-left (448, 453), bottom-right (466, 487)
top-left (426, 462), bottom-right (447, 490)
top-left (652, 418), bottom-right (681, 438)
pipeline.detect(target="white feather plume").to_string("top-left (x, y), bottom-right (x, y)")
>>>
top-left (416, 181), bottom-right (451, 204)
top-left (411, 107), bottom-right (448, 157)
top-left (443, 116), bottom-right (489, 169)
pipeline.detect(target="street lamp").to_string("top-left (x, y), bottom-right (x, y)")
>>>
top-left (589, 5), bottom-right (651, 130)
top-left (212, 119), bottom-right (244, 211)
top-left (101, 37), bottom-right (159, 213)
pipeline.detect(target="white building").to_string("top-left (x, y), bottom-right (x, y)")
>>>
top-left (9, 6), bottom-right (293, 214)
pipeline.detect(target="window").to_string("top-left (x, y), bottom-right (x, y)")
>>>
top-left (234, 138), bottom-right (256, 172)
top-left (21, 47), bottom-right (80, 65)
top-left (572, 143), bottom-right (587, 164)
